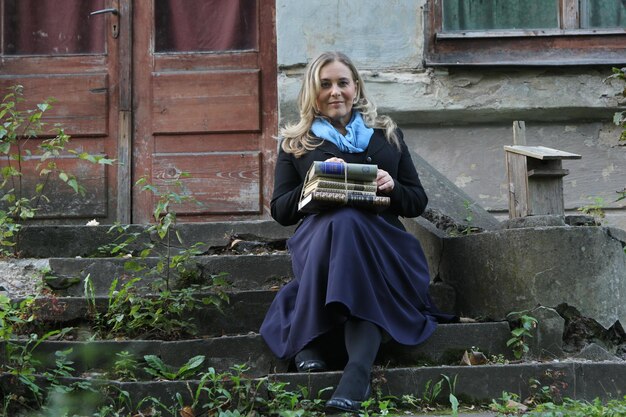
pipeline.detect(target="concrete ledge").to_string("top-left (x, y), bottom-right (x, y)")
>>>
top-left (15, 221), bottom-right (296, 258)
top-left (440, 226), bottom-right (626, 328)
top-left (48, 254), bottom-right (294, 296)
top-left (4, 360), bottom-right (625, 412)
top-left (12, 287), bottom-right (458, 338)
top-left (3, 322), bottom-right (512, 377)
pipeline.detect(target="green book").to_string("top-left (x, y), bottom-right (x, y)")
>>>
top-left (303, 178), bottom-right (378, 196)
top-left (298, 190), bottom-right (390, 214)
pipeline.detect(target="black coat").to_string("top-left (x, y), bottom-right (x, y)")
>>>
top-left (270, 128), bottom-right (428, 230)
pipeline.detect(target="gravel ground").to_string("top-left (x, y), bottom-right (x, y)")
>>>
top-left (0, 258), bottom-right (49, 298)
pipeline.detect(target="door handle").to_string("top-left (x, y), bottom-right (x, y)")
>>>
top-left (90, 8), bottom-right (120, 38)
top-left (90, 8), bottom-right (119, 16)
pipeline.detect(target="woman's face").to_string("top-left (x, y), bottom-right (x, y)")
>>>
top-left (315, 60), bottom-right (357, 131)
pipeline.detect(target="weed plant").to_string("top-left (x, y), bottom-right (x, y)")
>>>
top-left (0, 85), bottom-right (113, 256)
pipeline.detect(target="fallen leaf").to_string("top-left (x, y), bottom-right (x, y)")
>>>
top-left (506, 399), bottom-right (528, 413)
top-left (460, 350), bottom-right (488, 366)
top-left (180, 406), bottom-right (195, 417)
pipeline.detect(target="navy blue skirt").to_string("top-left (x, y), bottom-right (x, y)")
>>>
top-left (260, 207), bottom-right (455, 360)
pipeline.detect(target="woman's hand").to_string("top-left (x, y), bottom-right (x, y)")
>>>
top-left (376, 169), bottom-right (394, 194)
top-left (324, 157), bottom-right (345, 163)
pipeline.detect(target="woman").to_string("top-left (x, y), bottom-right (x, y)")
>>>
top-left (260, 51), bottom-right (456, 413)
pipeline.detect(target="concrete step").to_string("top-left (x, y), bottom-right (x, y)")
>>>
top-left (2, 361), bottom-right (624, 413)
top-left (14, 286), bottom-right (457, 337)
top-left (14, 221), bottom-right (295, 258)
top-left (47, 254), bottom-right (294, 296)
top-left (2, 322), bottom-right (512, 378)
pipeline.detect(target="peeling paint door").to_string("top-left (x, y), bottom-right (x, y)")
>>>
top-left (131, 0), bottom-right (277, 223)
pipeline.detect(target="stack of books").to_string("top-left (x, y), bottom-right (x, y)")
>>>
top-left (297, 161), bottom-right (391, 213)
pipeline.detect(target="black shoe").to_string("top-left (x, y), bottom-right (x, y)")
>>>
top-left (326, 397), bottom-right (363, 413)
top-left (294, 347), bottom-right (327, 373)
top-left (326, 384), bottom-right (370, 413)
top-left (295, 358), bottom-right (327, 372)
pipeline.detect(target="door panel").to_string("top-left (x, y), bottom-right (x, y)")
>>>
top-left (153, 152), bottom-right (261, 215)
top-left (151, 70), bottom-right (261, 133)
top-left (0, 0), bottom-right (118, 223)
top-left (0, 74), bottom-right (109, 135)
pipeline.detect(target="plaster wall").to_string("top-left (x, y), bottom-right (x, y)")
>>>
top-left (276, 0), bottom-right (626, 230)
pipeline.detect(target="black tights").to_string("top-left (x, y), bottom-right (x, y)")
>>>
top-left (332, 318), bottom-right (381, 400)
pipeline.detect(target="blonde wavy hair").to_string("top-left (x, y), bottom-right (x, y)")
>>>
top-left (280, 51), bottom-right (399, 157)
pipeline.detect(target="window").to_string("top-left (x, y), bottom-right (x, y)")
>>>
top-left (426, 0), bottom-right (626, 66)
top-left (2, 0), bottom-right (105, 55)
top-left (154, 0), bottom-right (257, 53)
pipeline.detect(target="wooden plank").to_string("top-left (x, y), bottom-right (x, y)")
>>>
top-left (116, 110), bottom-right (132, 223)
top-left (528, 177), bottom-right (565, 215)
top-left (0, 74), bottom-right (109, 136)
top-left (258, 0), bottom-right (279, 217)
top-left (0, 55), bottom-right (106, 73)
top-left (151, 152), bottom-right (261, 214)
top-left (560, 0), bottom-right (580, 30)
top-left (154, 133), bottom-right (259, 153)
top-left (505, 152), bottom-right (529, 218)
top-left (151, 70), bottom-right (260, 134)
top-left (153, 52), bottom-right (258, 72)
top-left (528, 168), bottom-right (570, 177)
top-left (512, 121), bottom-right (527, 145)
top-left (435, 29), bottom-right (626, 39)
top-left (504, 145), bottom-right (581, 160)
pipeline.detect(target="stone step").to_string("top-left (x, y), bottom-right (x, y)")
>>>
top-left (14, 221), bottom-right (294, 258)
top-left (14, 286), bottom-right (457, 337)
top-left (46, 256), bottom-right (456, 312)
top-left (2, 361), bottom-right (624, 413)
top-left (47, 254), bottom-right (294, 296)
top-left (2, 322), bottom-right (512, 378)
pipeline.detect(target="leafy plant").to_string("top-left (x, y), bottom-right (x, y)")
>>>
top-left (506, 310), bottom-right (538, 360)
top-left (442, 374), bottom-right (459, 417)
top-left (85, 274), bottom-right (224, 340)
top-left (112, 351), bottom-right (139, 381)
top-left (490, 391), bottom-right (524, 414)
top-left (461, 200), bottom-right (476, 235)
top-left (143, 354), bottom-right (205, 380)
top-left (0, 85), bottom-right (114, 256)
top-left (135, 174), bottom-right (201, 290)
top-left (578, 196), bottom-right (606, 224)
top-left (420, 378), bottom-right (444, 406)
top-left (531, 396), bottom-right (626, 417)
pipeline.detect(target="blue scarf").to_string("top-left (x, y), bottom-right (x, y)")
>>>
top-left (310, 112), bottom-right (374, 153)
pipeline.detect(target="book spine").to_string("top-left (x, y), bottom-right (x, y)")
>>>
top-left (310, 191), bottom-right (389, 206)
top-left (303, 188), bottom-right (375, 198)
top-left (312, 161), bottom-right (378, 181)
top-left (344, 193), bottom-right (390, 207)
top-left (314, 180), bottom-right (377, 193)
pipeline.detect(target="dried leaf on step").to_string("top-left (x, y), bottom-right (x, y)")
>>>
top-left (461, 350), bottom-right (472, 366)
top-left (179, 406), bottom-right (195, 417)
top-left (506, 399), bottom-right (528, 413)
top-left (459, 317), bottom-right (477, 323)
top-left (229, 239), bottom-right (243, 249)
top-left (460, 350), bottom-right (488, 366)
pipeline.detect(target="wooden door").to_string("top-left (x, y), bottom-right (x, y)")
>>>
top-left (132, 0), bottom-right (277, 223)
top-left (0, 0), bottom-right (122, 223)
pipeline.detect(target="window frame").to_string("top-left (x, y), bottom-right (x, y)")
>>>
top-left (425, 0), bottom-right (626, 66)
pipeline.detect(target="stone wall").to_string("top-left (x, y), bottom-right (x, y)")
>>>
top-left (276, 0), bottom-right (626, 230)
